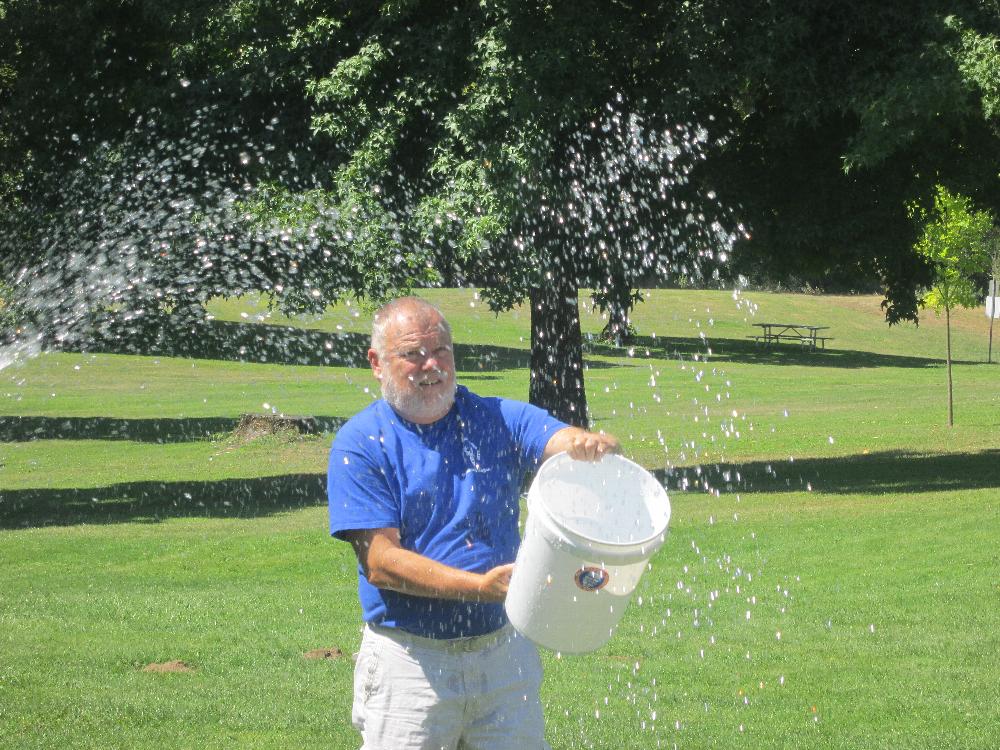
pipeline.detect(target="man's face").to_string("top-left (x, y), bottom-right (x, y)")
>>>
top-left (369, 309), bottom-right (457, 424)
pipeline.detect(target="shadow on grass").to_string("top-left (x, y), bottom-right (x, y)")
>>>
top-left (81, 319), bottom-right (370, 366)
top-left (76, 318), bottom-right (591, 371)
top-left (585, 335), bottom-right (979, 368)
top-left (657, 449), bottom-right (1000, 496)
top-left (0, 415), bottom-right (346, 443)
top-left (4, 450), bottom-right (995, 529)
top-left (0, 473), bottom-right (327, 529)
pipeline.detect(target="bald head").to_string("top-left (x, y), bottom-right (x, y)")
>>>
top-left (368, 296), bottom-right (457, 424)
top-left (371, 297), bottom-right (452, 358)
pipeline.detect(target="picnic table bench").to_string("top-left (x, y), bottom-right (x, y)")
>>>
top-left (749, 323), bottom-right (832, 351)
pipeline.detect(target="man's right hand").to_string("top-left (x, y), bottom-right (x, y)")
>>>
top-left (542, 425), bottom-right (621, 463)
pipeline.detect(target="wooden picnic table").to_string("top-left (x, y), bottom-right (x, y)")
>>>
top-left (750, 322), bottom-right (832, 351)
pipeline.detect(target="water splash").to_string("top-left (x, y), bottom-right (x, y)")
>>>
top-left (0, 102), bottom-right (424, 372)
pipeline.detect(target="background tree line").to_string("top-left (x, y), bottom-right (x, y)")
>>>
top-left (1, 0), bottom-right (998, 423)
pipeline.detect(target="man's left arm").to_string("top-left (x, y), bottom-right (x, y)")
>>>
top-left (542, 425), bottom-right (621, 463)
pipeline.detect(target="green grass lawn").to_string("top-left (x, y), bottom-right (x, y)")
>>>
top-left (1, 289), bottom-right (998, 749)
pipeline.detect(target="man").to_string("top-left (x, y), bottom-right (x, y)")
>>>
top-left (328, 296), bottom-right (619, 750)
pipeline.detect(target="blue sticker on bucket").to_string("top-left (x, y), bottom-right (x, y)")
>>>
top-left (575, 567), bottom-right (610, 592)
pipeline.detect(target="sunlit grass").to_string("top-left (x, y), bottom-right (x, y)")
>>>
top-left (1, 289), bottom-right (998, 748)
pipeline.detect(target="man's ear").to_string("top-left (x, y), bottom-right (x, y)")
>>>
top-left (368, 348), bottom-right (383, 380)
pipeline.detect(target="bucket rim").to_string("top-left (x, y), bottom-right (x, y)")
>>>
top-left (529, 451), bottom-right (670, 550)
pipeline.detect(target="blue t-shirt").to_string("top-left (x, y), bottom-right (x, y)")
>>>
top-left (328, 385), bottom-right (567, 638)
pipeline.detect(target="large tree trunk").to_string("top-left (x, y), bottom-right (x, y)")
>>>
top-left (529, 275), bottom-right (588, 427)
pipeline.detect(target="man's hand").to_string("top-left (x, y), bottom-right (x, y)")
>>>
top-left (476, 563), bottom-right (514, 603)
top-left (543, 426), bottom-right (621, 463)
top-left (563, 430), bottom-right (621, 461)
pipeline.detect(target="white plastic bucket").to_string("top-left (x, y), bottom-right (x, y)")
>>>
top-left (505, 452), bottom-right (671, 653)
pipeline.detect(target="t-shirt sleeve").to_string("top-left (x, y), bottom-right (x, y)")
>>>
top-left (499, 399), bottom-right (569, 468)
top-left (327, 438), bottom-right (399, 539)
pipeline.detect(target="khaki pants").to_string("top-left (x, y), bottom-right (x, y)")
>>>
top-left (353, 623), bottom-right (550, 750)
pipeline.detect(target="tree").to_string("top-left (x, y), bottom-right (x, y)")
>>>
top-left (0, 1), bottom-right (436, 360)
top-left (302, 3), bottom-right (738, 424)
top-left (302, 1), bottom-right (1000, 420)
top-left (698, 1), bottom-right (1000, 323)
top-left (5, 0), bottom-right (1000, 426)
top-left (592, 285), bottom-right (643, 347)
top-left (986, 227), bottom-right (1000, 363)
top-left (910, 185), bottom-right (993, 426)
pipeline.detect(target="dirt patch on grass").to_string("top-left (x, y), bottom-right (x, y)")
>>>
top-left (142, 660), bottom-right (195, 673)
top-left (233, 413), bottom-right (318, 441)
top-left (303, 647), bottom-right (345, 660)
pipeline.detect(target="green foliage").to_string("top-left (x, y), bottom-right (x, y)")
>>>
top-left (949, 17), bottom-right (1000, 126)
top-left (0, 278), bottom-right (22, 337)
top-left (0, 1), bottom-right (370, 341)
top-left (843, 34), bottom-right (973, 172)
top-left (303, 4), bottom-right (733, 301)
top-left (238, 181), bottom-right (440, 313)
top-left (707, 1), bottom-right (1000, 322)
top-left (4, 0), bottom-right (1000, 372)
top-left (303, 6), bottom-right (523, 299)
top-left (909, 185), bottom-right (993, 314)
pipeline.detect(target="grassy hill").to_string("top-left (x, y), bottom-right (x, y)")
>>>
top-left (1, 289), bottom-right (998, 749)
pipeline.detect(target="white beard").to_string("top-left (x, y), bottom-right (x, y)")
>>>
top-left (381, 372), bottom-right (457, 423)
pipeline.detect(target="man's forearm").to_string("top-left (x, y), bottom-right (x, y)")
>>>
top-left (347, 528), bottom-right (512, 603)
top-left (369, 544), bottom-right (487, 600)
